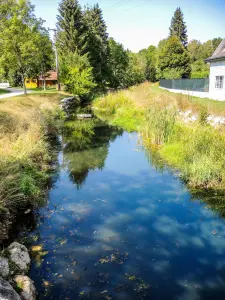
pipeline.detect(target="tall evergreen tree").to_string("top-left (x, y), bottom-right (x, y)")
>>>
top-left (82, 4), bottom-right (109, 86)
top-left (169, 7), bottom-right (188, 48)
top-left (56, 0), bottom-right (84, 53)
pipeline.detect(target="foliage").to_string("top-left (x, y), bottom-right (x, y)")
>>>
top-left (188, 40), bottom-right (203, 63)
top-left (190, 59), bottom-right (209, 78)
top-left (169, 7), bottom-right (188, 48)
top-left (124, 52), bottom-right (146, 87)
top-left (64, 66), bottom-right (96, 96)
top-left (188, 38), bottom-right (222, 79)
top-left (139, 45), bottom-right (157, 82)
top-left (56, 0), bottom-right (84, 53)
top-left (82, 4), bottom-right (109, 86)
top-left (107, 38), bottom-right (129, 89)
top-left (60, 51), bottom-right (96, 97)
top-left (0, 0), bottom-right (53, 93)
top-left (158, 36), bottom-right (191, 79)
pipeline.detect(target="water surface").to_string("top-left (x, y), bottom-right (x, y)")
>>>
top-left (24, 121), bottom-right (225, 300)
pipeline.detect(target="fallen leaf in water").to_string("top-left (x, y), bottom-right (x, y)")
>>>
top-left (43, 281), bottom-right (50, 287)
top-left (31, 245), bottom-right (43, 252)
top-left (58, 238), bottom-right (67, 246)
top-left (212, 230), bottom-right (217, 235)
top-left (100, 290), bottom-right (108, 294)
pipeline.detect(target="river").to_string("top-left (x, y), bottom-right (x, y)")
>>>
top-left (17, 119), bottom-right (225, 300)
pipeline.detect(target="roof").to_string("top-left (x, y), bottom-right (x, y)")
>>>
top-left (39, 71), bottom-right (57, 81)
top-left (205, 38), bottom-right (225, 62)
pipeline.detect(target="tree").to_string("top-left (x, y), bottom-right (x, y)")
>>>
top-left (60, 52), bottom-right (96, 97)
top-left (82, 4), bottom-right (109, 86)
top-left (158, 36), bottom-right (191, 79)
top-left (107, 38), bottom-right (129, 88)
top-left (201, 40), bottom-right (214, 59)
top-left (56, 0), bottom-right (84, 53)
top-left (212, 37), bottom-right (223, 52)
top-left (124, 52), bottom-right (146, 86)
top-left (144, 45), bottom-right (157, 82)
top-left (0, 0), bottom-right (53, 94)
top-left (169, 7), bottom-right (188, 48)
top-left (188, 40), bottom-right (203, 62)
top-left (191, 59), bottom-right (209, 78)
top-left (31, 28), bottom-right (54, 90)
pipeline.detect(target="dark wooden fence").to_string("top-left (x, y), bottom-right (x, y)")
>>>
top-left (160, 78), bottom-right (209, 92)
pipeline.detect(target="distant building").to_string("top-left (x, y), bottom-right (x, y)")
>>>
top-left (25, 71), bottom-right (58, 89)
top-left (206, 38), bottom-right (225, 100)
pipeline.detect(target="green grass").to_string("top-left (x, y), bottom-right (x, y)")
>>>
top-left (28, 87), bottom-right (58, 94)
top-left (0, 89), bottom-right (10, 95)
top-left (93, 83), bottom-right (225, 190)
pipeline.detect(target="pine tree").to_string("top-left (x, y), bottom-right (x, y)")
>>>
top-left (81, 4), bottom-right (109, 85)
top-left (56, 0), bottom-right (84, 53)
top-left (169, 7), bottom-right (188, 48)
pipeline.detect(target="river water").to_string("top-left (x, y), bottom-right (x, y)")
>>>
top-left (20, 120), bottom-right (225, 299)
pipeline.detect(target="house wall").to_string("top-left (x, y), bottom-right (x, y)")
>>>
top-left (209, 60), bottom-right (225, 100)
top-left (38, 80), bottom-right (57, 88)
top-left (25, 79), bottom-right (38, 89)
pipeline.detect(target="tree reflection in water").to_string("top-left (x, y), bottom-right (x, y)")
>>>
top-left (63, 119), bottom-right (123, 189)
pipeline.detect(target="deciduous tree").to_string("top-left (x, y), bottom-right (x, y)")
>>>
top-left (158, 36), bottom-right (191, 79)
top-left (0, 0), bottom-right (51, 94)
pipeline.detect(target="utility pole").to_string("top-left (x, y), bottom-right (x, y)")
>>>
top-left (48, 28), bottom-right (61, 91)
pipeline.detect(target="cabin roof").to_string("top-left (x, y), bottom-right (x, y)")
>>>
top-left (39, 71), bottom-right (57, 81)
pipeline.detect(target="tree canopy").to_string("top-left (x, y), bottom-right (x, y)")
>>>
top-left (0, 0), bottom-right (54, 93)
top-left (158, 36), bottom-right (191, 79)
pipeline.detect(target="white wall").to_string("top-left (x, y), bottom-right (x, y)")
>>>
top-left (209, 60), bottom-right (225, 100)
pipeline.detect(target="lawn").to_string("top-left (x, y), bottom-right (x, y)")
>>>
top-left (0, 89), bottom-right (10, 95)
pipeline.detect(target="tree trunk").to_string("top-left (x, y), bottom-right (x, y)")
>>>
top-left (44, 78), bottom-right (46, 91)
top-left (21, 74), bottom-right (27, 95)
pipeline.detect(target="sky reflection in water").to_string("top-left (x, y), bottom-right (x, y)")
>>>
top-left (26, 123), bottom-right (225, 300)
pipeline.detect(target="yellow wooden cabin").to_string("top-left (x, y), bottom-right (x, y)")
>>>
top-left (25, 78), bottom-right (38, 89)
top-left (25, 71), bottom-right (58, 89)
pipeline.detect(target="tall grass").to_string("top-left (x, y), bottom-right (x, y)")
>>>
top-left (0, 94), bottom-right (63, 213)
top-left (93, 82), bottom-right (225, 189)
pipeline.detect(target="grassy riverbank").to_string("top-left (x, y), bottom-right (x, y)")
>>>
top-left (93, 82), bottom-right (225, 189)
top-left (0, 93), bottom-right (65, 214)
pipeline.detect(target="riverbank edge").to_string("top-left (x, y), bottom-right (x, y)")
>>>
top-left (0, 94), bottom-right (77, 299)
top-left (0, 96), bottom-right (62, 243)
top-left (93, 83), bottom-right (225, 191)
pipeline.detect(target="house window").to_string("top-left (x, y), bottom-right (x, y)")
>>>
top-left (215, 76), bottom-right (224, 89)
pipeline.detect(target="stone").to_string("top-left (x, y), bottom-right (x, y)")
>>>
top-left (0, 277), bottom-right (21, 300)
top-left (8, 243), bottom-right (30, 273)
top-left (0, 257), bottom-right (9, 278)
top-left (0, 212), bottom-right (13, 243)
top-left (14, 276), bottom-right (36, 300)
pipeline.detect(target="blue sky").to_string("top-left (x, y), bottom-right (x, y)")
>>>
top-left (31, 0), bottom-right (225, 52)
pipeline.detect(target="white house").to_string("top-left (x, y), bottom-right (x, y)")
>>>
top-left (206, 38), bottom-right (225, 101)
